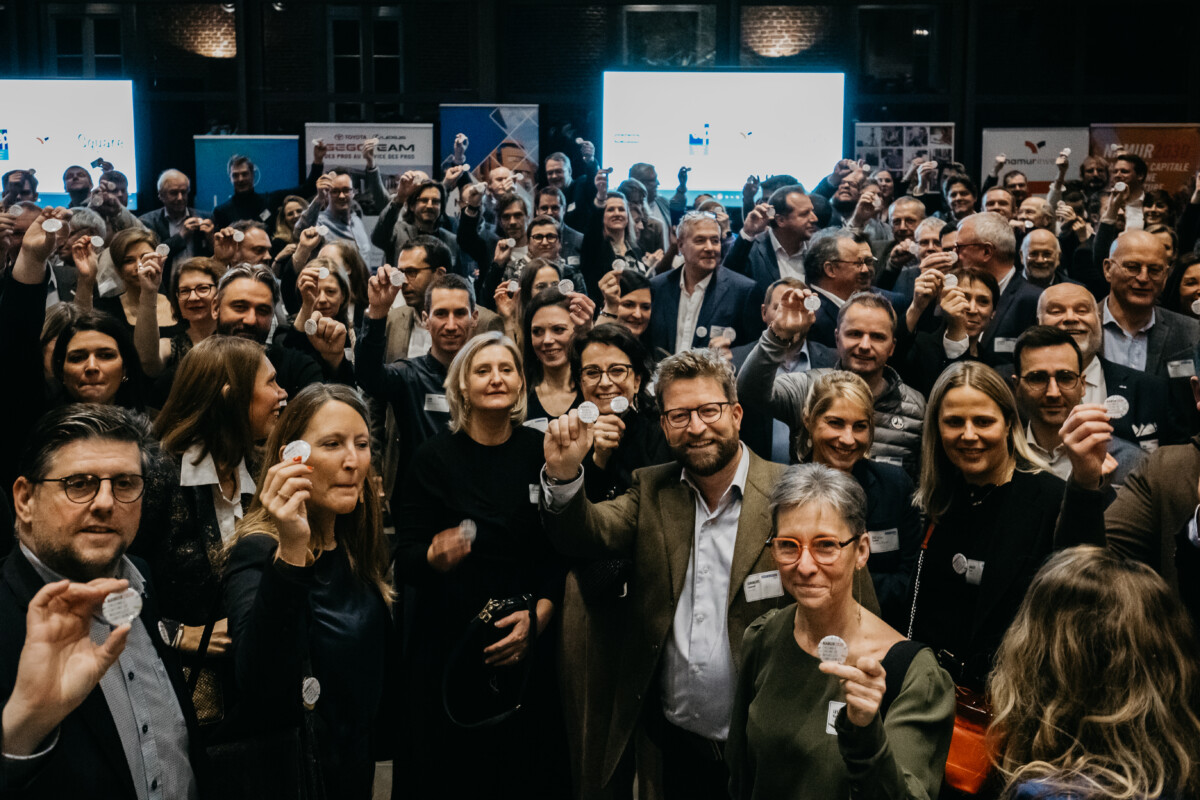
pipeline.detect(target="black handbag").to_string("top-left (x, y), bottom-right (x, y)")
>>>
top-left (441, 594), bottom-right (538, 729)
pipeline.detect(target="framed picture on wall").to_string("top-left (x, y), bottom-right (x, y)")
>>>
top-left (622, 5), bottom-right (716, 68)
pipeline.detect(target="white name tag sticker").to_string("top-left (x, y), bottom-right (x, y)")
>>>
top-left (993, 337), bottom-right (1017, 354)
top-left (259, 208), bottom-right (272, 222)
top-left (567, 202), bottom-right (576, 212)
top-left (826, 700), bottom-right (846, 734)
top-left (1139, 439), bottom-right (1159, 453)
top-left (528, 483), bottom-right (541, 504)
top-left (868, 528), bottom-right (900, 553)
top-left (567, 255), bottom-right (581, 266)
top-left (1168, 359), bottom-right (1196, 379)
top-left (743, 570), bottom-right (784, 602)
top-left (424, 393), bottom-right (450, 413)
top-left (965, 559), bottom-right (985, 586)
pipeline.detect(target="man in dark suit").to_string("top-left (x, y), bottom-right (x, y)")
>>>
top-left (1, 405), bottom-right (202, 797)
top-left (648, 212), bottom-right (764, 360)
top-left (721, 184), bottom-right (818, 293)
top-left (731, 277), bottom-right (836, 462)
top-left (138, 169), bottom-right (213, 287)
top-left (956, 211), bottom-right (1042, 358)
top-left (1038, 281), bottom-right (1187, 452)
top-left (801, 229), bottom-right (908, 348)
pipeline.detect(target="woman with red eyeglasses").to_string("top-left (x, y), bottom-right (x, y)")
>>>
top-left (727, 462), bottom-right (954, 800)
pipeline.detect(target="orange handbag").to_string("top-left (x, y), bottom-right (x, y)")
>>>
top-left (908, 523), bottom-right (993, 795)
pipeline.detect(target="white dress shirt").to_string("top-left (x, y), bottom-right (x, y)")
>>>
top-left (1082, 356), bottom-right (1107, 406)
top-left (767, 228), bottom-right (807, 281)
top-left (1026, 421), bottom-right (1071, 480)
top-left (675, 270), bottom-right (713, 353)
top-left (541, 445), bottom-right (751, 741)
top-left (811, 285), bottom-right (846, 309)
top-left (407, 318), bottom-right (432, 359)
top-left (996, 266), bottom-right (1016, 296)
top-left (1101, 297), bottom-right (1155, 372)
top-left (179, 444), bottom-right (256, 545)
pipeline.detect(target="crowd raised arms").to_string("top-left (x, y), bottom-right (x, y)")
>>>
top-left (3, 138), bottom-right (1200, 800)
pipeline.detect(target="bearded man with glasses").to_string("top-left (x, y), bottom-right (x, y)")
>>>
top-left (541, 348), bottom-right (880, 800)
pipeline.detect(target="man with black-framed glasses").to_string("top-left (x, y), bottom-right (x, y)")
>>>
top-left (955, 211), bottom-right (1043, 358)
top-left (1, 404), bottom-right (204, 797)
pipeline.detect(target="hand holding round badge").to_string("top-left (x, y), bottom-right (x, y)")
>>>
top-left (577, 401), bottom-right (600, 425)
top-left (943, 273), bottom-right (958, 290)
top-left (558, 279), bottom-right (575, 295)
top-left (609, 396), bottom-right (630, 414)
top-left (101, 588), bottom-right (142, 627)
top-left (804, 295), bottom-right (822, 312)
top-left (282, 440), bottom-right (311, 464)
top-left (390, 270), bottom-right (406, 287)
top-left (818, 635), bottom-right (848, 665)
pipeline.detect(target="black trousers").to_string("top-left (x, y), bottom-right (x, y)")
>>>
top-left (659, 716), bottom-right (729, 800)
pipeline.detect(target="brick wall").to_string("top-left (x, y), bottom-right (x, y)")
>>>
top-left (143, 3), bottom-right (235, 59)
top-left (740, 5), bottom-right (847, 67)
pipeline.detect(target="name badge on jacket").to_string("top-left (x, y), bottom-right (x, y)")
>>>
top-left (424, 393), bottom-right (450, 413)
top-left (1168, 359), bottom-right (1196, 379)
top-left (993, 337), bottom-right (1017, 354)
top-left (744, 570), bottom-right (784, 602)
top-left (868, 529), bottom-right (899, 553)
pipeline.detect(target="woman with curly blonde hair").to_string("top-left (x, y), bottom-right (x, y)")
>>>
top-left (988, 546), bottom-right (1200, 800)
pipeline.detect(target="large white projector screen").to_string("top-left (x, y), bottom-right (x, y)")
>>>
top-left (602, 71), bottom-right (844, 202)
top-left (0, 80), bottom-right (139, 208)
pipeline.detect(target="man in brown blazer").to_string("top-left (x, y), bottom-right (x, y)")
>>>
top-left (542, 349), bottom-right (875, 800)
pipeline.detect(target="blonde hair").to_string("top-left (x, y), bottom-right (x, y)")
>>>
top-left (444, 332), bottom-right (527, 433)
top-left (989, 546), bottom-right (1200, 800)
top-left (915, 361), bottom-right (1046, 522)
top-left (227, 384), bottom-right (393, 604)
top-left (797, 371), bottom-right (874, 461)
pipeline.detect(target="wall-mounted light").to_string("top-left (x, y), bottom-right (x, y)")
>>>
top-left (271, 2), bottom-right (285, 10)
top-left (913, 28), bottom-right (930, 37)
top-left (220, 3), bottom-right (236, 12)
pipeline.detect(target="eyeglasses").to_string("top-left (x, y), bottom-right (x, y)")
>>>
top-left (952, 242), bottom-right (985, 253)
top-left (329, 188), bottom-right (353, 197)
top-left (177, 284), bottom-right (215, 299)
top-left (767, 535), bottom-right (859, 565)
top-left (1114, 261), bottom-right (1167, 279)
top-left (580, 364), bottom-right (633, 383)
top-left (400, 266), bottom-right (433, 279)
top-left (1020, 370), bottom-right (1081, 391)
top-left (529, 232), bottom-right (559, 242)
top-left (33, 473), bottom-right (145, 504)
top-left (664, 401), bottom-right (731, 428)
top-left (830, 257), bottom-right (877, 269)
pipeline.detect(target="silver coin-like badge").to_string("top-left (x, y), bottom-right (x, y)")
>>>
top-left (943, 273), bottom-right (958, 290)
top-left (1192, 298), bottom-right (1200, 316)
top-left (507, 280), bottom-right (519, 294)
top-left (558, 279), bottom-right (575, 294)
top-left (610, 396), bottom-right (630, 414)
top-left (765, 206), bottom-right (776, 220)
top-left (304, 318), bottom-right (318, 335)
top-left (316, 224), bottom-right (329, 237)
top-left (318, 267), bottom-right (330, 280)
top-left (155, 243), bottom-right (171, 257)
top-left (459, 519), bottom-right (477, 544)
top-left (803, 295), bottom-right (822, 312)
top-left (302, 676), bottom-right (321, 709)
top-left (90, 235), bottom-right (105, 249)
top-left (40, 218), bottom-right (64, 233)
top-left (612, 259), bottom-right (626, 273)
top-left (577, 401), bottom-right (600, 425)
top-left (1113, 181), bottom-right (1127, 193)
top-left (1061, 147), bottom-right (1072, 157)
top-left (817, 635), bottom-right (848, 665)
top-left (1024, 220), bottom-right (1034, 230)
top-left (283, 440), bottom-right (311, 463)
top-left (695, 326), bottom-right (708, 338)
top-left (389, 270), bottom-right (406, 287)
top-left (946, 251), bottom-right (959, 265)
top-left (952, 553), bottom-right (968, 575)
top-left (505, 237), bottom-right (516, 248)
top-left (102, 588), bottom-right (143, 627)
top-left (231, 230), bottom-right (245, 243)
top-left (1104, 394), bottom-right (1130, 419)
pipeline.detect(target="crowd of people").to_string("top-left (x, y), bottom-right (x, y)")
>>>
top-left (2, 135), bottom-right (1200, 800)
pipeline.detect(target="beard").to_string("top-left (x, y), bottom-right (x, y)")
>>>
top-left (832, 197), bottom-right (857, 216)
top-left (669, 432), bottom-right (740, 477)
top-left (216, 318), bottom-right (268, 343)
top-left (35, 538), bottom-right (126, 582)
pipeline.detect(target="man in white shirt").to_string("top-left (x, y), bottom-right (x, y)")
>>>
top-left (1011, 326), bottom-right (1091, 480)
top-left (540, 349), bottom-right (795, 799)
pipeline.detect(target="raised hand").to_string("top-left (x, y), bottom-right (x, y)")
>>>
top-left (307, 311), bottom-right (348, 369)
top-left (544, 409), bottom-right (595, 481)
top-left (566, 292), bottom-right (596, 332)
top-left (770, 287), bottom-right (817, 342)
top-left (427, 525), bottom-right (472, 573)
top-left (591, 413), bottom-right (627, 469)
top-left (261, 453), bottom-right (315, 564)
top-left (578, 139), bottom-right (596, 162)
top-left (1, 578), bottom-right (132, 756)
top-left (1060, 403), bottom-right (1115, 489)
top-left (361, 138), bottom-right (377, 170)
top-left (21, 207), bottom-right (72, 263)
top-left (366, 265), bottom-right (402, 318)
top-left (742, 202), bottom-right (772, 238)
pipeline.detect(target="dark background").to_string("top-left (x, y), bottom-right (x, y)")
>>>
top-left (3, 0), bottom-right (1198, 210)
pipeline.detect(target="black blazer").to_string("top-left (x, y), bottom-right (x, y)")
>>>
top-left (137, 207), bottom-right (214, 288)
top-left (980, 269), bottom-right (1042, 358)
top-left (647, 265), bottom-right (764, 360)
top-left (0, 548), bottom-right (205, 798)
top-left (1101, 357), bottom-right (1188, 448)
top-left (853, 458), bottom-right (921, 630)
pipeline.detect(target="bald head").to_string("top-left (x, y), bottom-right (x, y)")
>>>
top-left (1038, 282), bottom-right (1102, 361)
top-left (1105, 229), bottom-right (1169, 312)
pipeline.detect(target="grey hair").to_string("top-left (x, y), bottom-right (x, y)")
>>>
top-left (966, 211), bottom-right (1017, 263)
top-left (156, 169), bottom-right (190, 193)
top-left (1036, 282), bottom-right (1097, 321)
top-left (888, 196), bottom-right (926, 220)
top-left (676, 210), bottom-right (721, 245)
top-left (914, 216), bottom-right (947, 240)
top-left (768, 463), bottom-right (867, 537)
top-left (803, 228), bottom-right (856, 286)
top-left (67, 207), bottom-right (107, 239)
